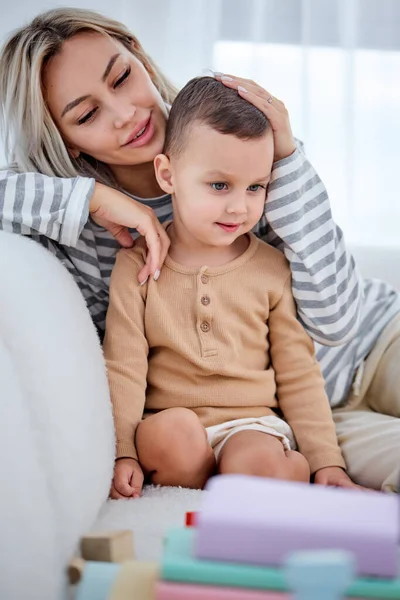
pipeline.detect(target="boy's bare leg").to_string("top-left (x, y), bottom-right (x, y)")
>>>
top-left (135, 407), bottom-right (216, 489)
top-left (217, 430), bottom-right (310, 483)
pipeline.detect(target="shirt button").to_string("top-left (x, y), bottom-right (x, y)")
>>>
top-left (201, 274), bottom-right (209, 284)
top-left (200, 321), bottom-right (211, 333)
top-left (201, 295), bottom-right (210, 306)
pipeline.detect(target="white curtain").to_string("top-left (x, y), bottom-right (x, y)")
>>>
top-left (127, 0), bottom-right (400, 248)
top-left (2, 0), bottom-right (399, 247)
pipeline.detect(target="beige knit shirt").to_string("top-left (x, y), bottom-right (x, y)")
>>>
top-left (103, 233), bottom-right (345, 474)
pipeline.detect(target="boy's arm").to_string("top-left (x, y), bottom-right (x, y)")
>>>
top-left (103, 249), bottom-right (149, 461)
top-left (268, 274), bottom-right (346, 475)
top-left (0, 169), bottom-right (93, 246)
top-left (259, 142), bottom-right (361, 347)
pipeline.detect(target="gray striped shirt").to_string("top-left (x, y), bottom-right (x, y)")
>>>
top-left (1, 145), bottom-right (398, 407)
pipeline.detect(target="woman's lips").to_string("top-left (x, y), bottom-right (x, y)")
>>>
top-left (124, 116), bottom-right (154, 148)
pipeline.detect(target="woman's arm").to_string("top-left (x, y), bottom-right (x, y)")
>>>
top-left (0, 170), bottom-right (169, 282)
top-left (0, 169), bottom-right (93, 246)
top-left (262, 142), bottom-right (361, 346)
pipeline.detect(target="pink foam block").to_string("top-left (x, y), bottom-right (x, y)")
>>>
top-left (195, 475), bottom-right (399, 579)
top-left (155, 582), bottom-right (369, 600)
top-left (155, 581), bottom-right (287, 599)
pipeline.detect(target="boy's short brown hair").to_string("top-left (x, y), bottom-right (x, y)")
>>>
top-left (163, 76), bottom-right (270, 158)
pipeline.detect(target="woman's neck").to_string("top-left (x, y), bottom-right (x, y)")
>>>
top-left (111, 161), bottom-right (166, 198)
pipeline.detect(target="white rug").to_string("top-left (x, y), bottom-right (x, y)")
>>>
top-left (93, 485), bottom-right (204, 561)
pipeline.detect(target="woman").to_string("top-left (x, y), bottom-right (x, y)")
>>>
top-left (0, 8), bottom-right (398, 491)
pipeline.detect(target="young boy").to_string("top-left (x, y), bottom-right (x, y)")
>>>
top-left (104, 76), bottom-right (360, 499)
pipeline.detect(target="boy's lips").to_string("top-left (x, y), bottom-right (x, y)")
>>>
top-left (216, 222), bottom-right (242, 233)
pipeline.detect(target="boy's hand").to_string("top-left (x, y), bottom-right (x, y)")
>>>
top-left (110, 458), bottom-right (144, 499)
top-left (314, 466), bottom-right (369, 491)
top-left (214, 73), bottom-right (296, 162)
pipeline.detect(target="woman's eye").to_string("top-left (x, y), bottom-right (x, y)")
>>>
top-left (211, 182), bottom-right (227, 191)
top-left (77, 108), bottom-right (97, 125)
top-left (248, 184), bottom-right (265, 192)
top-left (114, 67), bottom-right (131, 89)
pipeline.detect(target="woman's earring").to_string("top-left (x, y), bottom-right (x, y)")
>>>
top-left (68, 147), bottom-right (80, 159)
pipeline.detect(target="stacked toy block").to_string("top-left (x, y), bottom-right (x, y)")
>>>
top-left (73, 531), bottom-right (159, 600)
top-left (156, 475), bottom-right (400, 599)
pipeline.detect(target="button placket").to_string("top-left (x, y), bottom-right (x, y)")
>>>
top-left (197, 269), bottom-right (217, 357)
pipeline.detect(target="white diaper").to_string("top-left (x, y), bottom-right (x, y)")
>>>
top-left (206, 415), bottom-right (296, 460)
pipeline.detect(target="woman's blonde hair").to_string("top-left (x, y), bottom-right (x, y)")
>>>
top-left (0, 7), bottom-right (178, 182)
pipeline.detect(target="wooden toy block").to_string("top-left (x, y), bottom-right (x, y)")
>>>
top-left (194, 475), bottom-right (398, 578)
top-left (162, 527), bottom-right (400, 598)
top-left (185, 511), bottom-right (197, 527)
top-left (67, 557), bottom-right (86, 584)
top-left (284, 550), bottom-right (355, 600)
top-left (106, 561), bottom-right (158, 600)
top-left (80, 530), bottom-right (134, 563)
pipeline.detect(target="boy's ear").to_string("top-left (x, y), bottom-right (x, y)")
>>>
top-left (154, 154), bottom-right (174, 194)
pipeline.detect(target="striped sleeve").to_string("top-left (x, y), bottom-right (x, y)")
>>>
top-left (0, 170), bottom-right (94, 247)
top-left (258, 143), bottom-right (362, 346)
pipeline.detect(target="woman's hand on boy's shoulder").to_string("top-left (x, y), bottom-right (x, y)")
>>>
top-left (90, 182), bottom-right (170, 284)
top-left (313, 466), bottom-right (372, 491)
top-left (110, 457), bottom-right (144, 500)
top-left (215, 72), bottom-right (296, 162)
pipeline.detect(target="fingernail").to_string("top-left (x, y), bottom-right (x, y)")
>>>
top-left (213, 71), bottom-right (223, 77)
top-left (221, 75), bottom-right (234, 82)
top-left (139, 276), bottom-right (149, 286)
top-left (238, 85), bottom-right (248, 93)
top-left (153, 269), bottom-right (161, 281)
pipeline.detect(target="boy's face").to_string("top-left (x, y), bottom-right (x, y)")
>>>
top-left (155, 122), bottom-right (274, 248)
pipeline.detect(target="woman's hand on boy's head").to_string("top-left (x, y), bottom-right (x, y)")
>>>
top-left (313, 466), bottom-right (371, 491)
top-left (214, 72), bottom-right (296, 163)
top-left (110, 457), bottom-right (144, 500)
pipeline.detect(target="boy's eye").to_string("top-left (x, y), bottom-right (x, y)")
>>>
top-left (248, 184), bottom-right (265, 192)
top-left (211, 182), bottom-right (227, 191)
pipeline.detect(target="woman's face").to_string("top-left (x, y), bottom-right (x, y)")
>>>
top-left (43, 32), bottom-right (169, 168)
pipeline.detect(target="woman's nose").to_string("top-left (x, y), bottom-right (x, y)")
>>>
top-left (113, 100), bottom-right (137, 129)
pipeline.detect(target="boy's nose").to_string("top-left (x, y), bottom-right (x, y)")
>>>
top-left (226, 194), bottom-right (248, 215)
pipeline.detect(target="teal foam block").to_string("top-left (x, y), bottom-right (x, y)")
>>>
top-left (75, 562), bottom-right (120, 600)
top-left (161, 527), bottom-right (400, 599)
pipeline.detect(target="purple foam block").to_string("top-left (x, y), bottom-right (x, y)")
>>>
top-left (194, 475), bottom-right (399, 579)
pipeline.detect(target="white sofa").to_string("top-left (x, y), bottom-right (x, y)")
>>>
top-left (0, 231), bottom-right (398, 600)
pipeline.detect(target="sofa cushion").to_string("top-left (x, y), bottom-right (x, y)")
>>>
top-left (0, 231), bottom-right (115, 600)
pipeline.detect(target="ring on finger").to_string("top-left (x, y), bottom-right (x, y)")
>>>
top-left (267, 95), bottom-right (273, 104)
